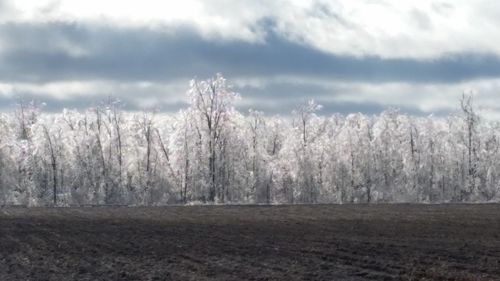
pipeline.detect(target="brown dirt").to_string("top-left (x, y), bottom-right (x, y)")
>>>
top-left (1, 204), bottom-right (500, 280)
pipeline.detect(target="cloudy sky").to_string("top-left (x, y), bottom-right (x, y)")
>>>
top-left (1, 0), bottom-right (500, 117)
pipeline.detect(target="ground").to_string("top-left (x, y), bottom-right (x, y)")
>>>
top-left (1, 204), bottom-right (500, 281)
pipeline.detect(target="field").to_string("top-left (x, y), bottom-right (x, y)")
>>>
top-left (1, 204), bottom-right (500, 280)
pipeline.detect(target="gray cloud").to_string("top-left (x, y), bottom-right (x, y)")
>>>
top-left (1, 21), bottom-right (500, 84)
top-left (0, 90), bottom-right (432, 117)
top-left (1, 18), bottom-right (500, 118)
top-left (236, 81), bottom-right (455, 116)
top-left (236, 82), bottom-right (335, 100)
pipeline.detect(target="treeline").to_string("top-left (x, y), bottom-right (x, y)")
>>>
top-left (0, 74), bottom-right (499, 206)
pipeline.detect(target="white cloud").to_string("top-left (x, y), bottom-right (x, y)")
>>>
top-left (0, 79), bottom-right (189, 109)
top-left (330, 79), bottom-right (500, 120)
top-left (1, 1), bottom-right (500, 117)
top-left (270, 0), bottom-right (500, 58)
top-left (4, 0), bottom-right (271, 42)
top-left (2, 0), bottom-right (500, 58)
top-left (233, 76), bottom-right (500, 120)
top-left (1, 76), bottom-right (500, 119)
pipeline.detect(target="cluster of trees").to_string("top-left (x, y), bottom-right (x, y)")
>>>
top-left (0, 74), bottom-right (499, 206)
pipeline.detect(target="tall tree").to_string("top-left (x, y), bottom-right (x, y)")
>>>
top-left (188, 74), bottom-right (238, 202)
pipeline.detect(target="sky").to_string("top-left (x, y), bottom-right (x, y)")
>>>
top-left (1, 0), bottom-right (500, 118)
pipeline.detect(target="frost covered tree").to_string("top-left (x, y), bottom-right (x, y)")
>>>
top-left (460, 93), bottom-right (480, 200)
top-left (292, 99), bottom-right (324, 203)
top-left (187, 73), bottom-right (239, 202)
top-left (0, 76), bottom-right (500, 206)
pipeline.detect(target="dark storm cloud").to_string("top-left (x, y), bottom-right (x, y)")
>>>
top-left (1, 21), bottom-right (500, 84)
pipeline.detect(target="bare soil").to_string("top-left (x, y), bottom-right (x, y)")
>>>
top-left (1, 204), bottom-right (500, 280)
